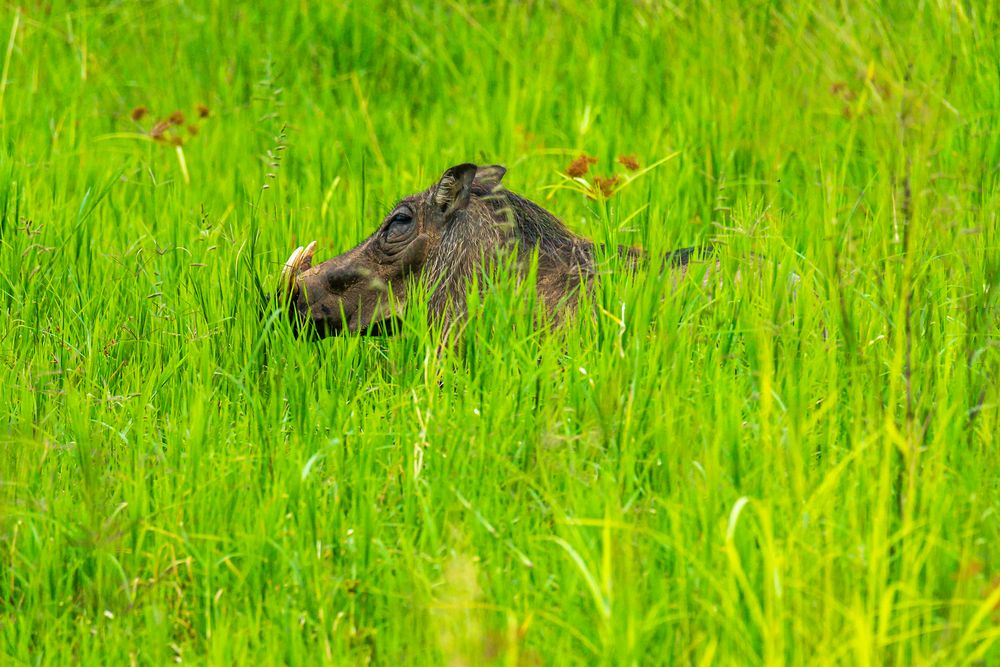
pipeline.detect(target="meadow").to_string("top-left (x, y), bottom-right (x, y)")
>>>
top-left (1, 1), bottom-right (998, 664)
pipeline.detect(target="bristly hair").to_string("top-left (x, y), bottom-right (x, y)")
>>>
top-left (470, 180), bottom-right (589, 254)
top-left (423, 176), bottom-right (598, 325)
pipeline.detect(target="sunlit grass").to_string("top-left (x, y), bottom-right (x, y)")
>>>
top-left (1, 1), bottom-right (998, 664)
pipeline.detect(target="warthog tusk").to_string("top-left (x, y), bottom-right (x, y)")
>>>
top-left (280, 245), bottom-right (304, 297)
top-left (300, 240), bottom-right (317, 271)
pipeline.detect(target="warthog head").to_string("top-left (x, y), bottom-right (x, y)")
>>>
top-left (278, 163), bottom-right (598, 337)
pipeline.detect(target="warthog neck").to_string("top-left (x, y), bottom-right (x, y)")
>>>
top-left (426, 188), bottom-right (596, 321)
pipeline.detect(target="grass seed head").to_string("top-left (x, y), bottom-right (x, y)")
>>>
top-left (149, 120), bottom-right (170, 140)
top-left (617, 154), bottom-right (640, 170)
top-left (565, 153), bottom-right (597, 178)
top-left (592, 174), bottom-right (620, 197)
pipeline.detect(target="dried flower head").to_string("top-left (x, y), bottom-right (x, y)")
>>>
top-left (196, 104), bottom-right (210, 118)
top-left (150, 121), bottom-right (170, 140)
top-left (131, 106), bottom-right (148, 121)
top-left (592, 175), bottom-right (620, 198)
top-left (168, 111), bottom-right (185, 125)
top-left (617, 154), bottom-right (640, 171)
top-left (565, 153), bottom-right (598, 178)
top-left (187, 125), bottom-right (199, 136)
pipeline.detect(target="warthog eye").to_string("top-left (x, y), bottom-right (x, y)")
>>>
top-left (385, 211), bottom-right (414, 241)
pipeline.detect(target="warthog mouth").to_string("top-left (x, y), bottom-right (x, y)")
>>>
top-left (277, 241), bottom-right (402, 338)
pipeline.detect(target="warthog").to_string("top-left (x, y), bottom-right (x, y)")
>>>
top-left (278, 163), bottom-right (702, 337)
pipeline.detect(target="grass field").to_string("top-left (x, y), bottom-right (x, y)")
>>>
top-left (1, 1), bottom-right (999, 664)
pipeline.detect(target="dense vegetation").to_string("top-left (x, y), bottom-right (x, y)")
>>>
top-left (1, 1), bottom-right (998, 664)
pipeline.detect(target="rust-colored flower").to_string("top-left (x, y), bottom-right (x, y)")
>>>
top-left (617, 154), bottom-right (640, 171)
top-left (168, 110), bottom-right (185, 125)
top-left (592, 175), bottom-right (620, 198)
top-left (565, 153), bottom-right (597, 178)
top-left (131, 106), bottom-right (148, 121)
top-left (149, 120), bottom-right (170, 140)
top-left (196, 104), bottom-right (210, 118)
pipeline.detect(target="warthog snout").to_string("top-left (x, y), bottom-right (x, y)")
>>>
top-left (281, 242), bottom-right (398, 336)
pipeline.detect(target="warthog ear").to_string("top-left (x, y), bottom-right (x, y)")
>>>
top-left (475, 164), bottom-right (507, 190)
top-left (431, 163), bottom-right (478, 219)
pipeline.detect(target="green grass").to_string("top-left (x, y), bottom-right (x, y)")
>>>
top-left (1, 1), bottom-right (998, 664)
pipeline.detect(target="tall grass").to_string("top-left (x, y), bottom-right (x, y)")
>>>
top-left (1, 1), bottom-right (998, 664)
